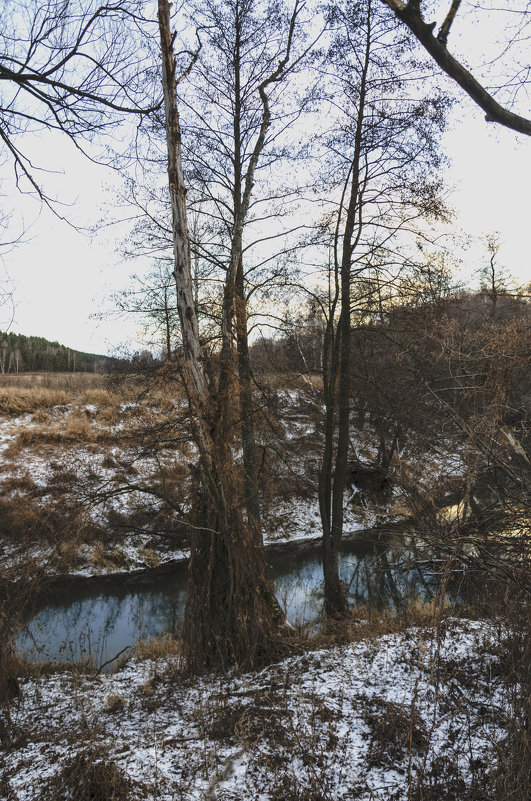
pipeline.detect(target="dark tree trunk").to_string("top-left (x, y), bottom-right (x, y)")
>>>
top-left (182, 444), bottom-right (278, 672)
top-left (236, 256), bottom-right (263, 545)
top-left (319, 8), bottom-right (371, 618)
top-left (158, 0), bottom-right (281, 672)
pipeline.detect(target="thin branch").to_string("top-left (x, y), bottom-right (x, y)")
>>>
top-left (437, 0), bottom-right (462, 46)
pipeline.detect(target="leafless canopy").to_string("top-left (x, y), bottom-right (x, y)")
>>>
top-left (0, 0), bottom-right (160, 202)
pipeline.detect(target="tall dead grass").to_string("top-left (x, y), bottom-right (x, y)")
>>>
top-left (0, 384), bottom-right (133, 418)
top-left (0, 374), bottom-right (183, 418)
top-left (0, 387), bottom-right (71, 415)
top-left (0, 372), bottom-right (108, 391)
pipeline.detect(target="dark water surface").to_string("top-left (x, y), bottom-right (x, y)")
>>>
top-left (17, 535), bottom-right (453, 667)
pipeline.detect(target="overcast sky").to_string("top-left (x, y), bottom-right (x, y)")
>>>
top-left (1, 11), bottom-right (530, 357)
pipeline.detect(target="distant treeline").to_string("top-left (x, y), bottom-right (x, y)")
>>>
top-left (0, 331), bottom-right (110, 374)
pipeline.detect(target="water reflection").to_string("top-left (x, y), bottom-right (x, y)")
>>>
top-left (18, 575), bottom-right (187, 666)
top-left (18, 536), bottom-right (452, 666)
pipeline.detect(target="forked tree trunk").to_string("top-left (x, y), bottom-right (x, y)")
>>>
top-left (318, 7), bottom-right (371, 618)
top-left (205, 0), bottom-right (302, 547)
top-left (158, 0), bottom-right (281, 672)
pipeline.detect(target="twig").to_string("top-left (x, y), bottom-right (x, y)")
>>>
top-left (96, 645), bottom-right (132, 676)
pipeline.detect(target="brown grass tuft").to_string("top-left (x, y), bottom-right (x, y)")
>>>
top-left (0, 387), bottom-right (70, 415)
top-left (364, 697), bottom-right (427, 768)
top-left (133, 633), bottom-right (181, 661)
top-left (0, 372), bottom-right (108, 391)
top-left (38, 746), bottom-right (138, 801)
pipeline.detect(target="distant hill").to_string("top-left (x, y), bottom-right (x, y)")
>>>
top-left (0, 331), bottom-right (110, 374)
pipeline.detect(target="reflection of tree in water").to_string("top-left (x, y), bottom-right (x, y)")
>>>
top-left (271, 539), bottom-right (445, 623)
top-left (129, 583), bottom-right (186, 640)
top-left (342, 539), bottom-right (454, 611)
top-left (273, 555), bottom-right (324, 624)
top-left (19, 576), bottom-right (187, 666)
top-left (341, 543), bottom-right (401, 609)
top-left (21, 595), bottom-right (129, 664)
top-left (18, 536), bottom-right (464, 664)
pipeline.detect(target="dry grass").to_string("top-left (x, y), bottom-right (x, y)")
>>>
top-left (3, 423), bottom-right (92, 451)
top-left (0, 372), bottom-right (108, 391)
top-left (0, 387), bottom-right (71, 415)
top-left (78, 387), bottom-right (116, 407)
top-left (38, 746), bottom-right (140, 801)
top-left (309, 596), bottom-right (454, 652)
top-left (3, 415), bottom-right (130, 453)
top-left (134, 633), bottom-right (181, 661)
top-left (0, 495), bottom-right (66, 543)
top-left (202, 690), bottom-right (291, 747)
top-left (0, 387), bottom-right (122, 417)
top-left (364, 697), bottom-right (427, 768)
top-left (89, 542), bottom-right (131, 572)
top-left (0, 374), bottom-right (144, 418)
top-left (257, 371), bottom-right (323, 393)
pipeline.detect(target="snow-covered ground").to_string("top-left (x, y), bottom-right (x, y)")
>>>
top-left (3, 618), bottom-right (508, 801)
top-left (0, 386), bottom-right (467, 580)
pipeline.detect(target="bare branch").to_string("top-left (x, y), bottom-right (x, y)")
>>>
top-left (437, 0), bottom-right (462, 46)
top-left (381, 0), bottom-right (531, 135)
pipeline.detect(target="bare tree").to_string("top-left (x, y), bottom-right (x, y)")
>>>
top-left (115, 0), bottom-right (315, 552)
top-left (157, 0), bottom-right (315, 671)
top-left (111, 262), bottom-right (178, 359)
top-left (177, 0), bottom-right (314, 544)
top-left (317, 0), bottom-right (448, 616)
top-left (0, 0), bottom-right (160, 207)
top-left (479, 232), bottom-right (514, 320)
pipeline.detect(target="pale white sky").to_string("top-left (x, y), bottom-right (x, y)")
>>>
top-left (1, 10), bottom-right (529, 356)
top-left (444, 108), bottom-right (530, 287)
top-left (1, 136), bottom-right (151, 356)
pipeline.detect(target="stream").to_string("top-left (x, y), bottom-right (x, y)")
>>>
top-left (17, 533), bottom-right (460, 667)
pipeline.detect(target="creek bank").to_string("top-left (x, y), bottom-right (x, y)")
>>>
top-left (16, 526), bottom-right (459, 668)
top-left (26, 521), bottom-right (410, 596)
top-left (5, 618), bottom-right (510, 801)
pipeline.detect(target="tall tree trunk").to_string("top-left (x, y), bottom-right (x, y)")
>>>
top-left (235, 255), bottom-right (263, 544)
top-left (213, 0), bottom-right (302, 545)
top-left (163, 285), bottom-right (172, 360)
top-left (318, 273), bottom-right (342, 613)
top-left (319, 7), bottom-right (371, 618)
top-left (229, 11), bottom-right (262, 544)
top-left (158, 0), bottom-right (281, 672)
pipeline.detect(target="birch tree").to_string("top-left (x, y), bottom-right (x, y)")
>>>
top-left (157, 0), bottom-right (308, 671)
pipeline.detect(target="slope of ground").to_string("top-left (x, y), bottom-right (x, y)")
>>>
top-left (0, 373), bottom-right (467, 579)
top-left (3, 618), bottom-right (510, 801)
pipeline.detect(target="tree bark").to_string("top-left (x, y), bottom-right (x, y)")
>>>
top-left (236, 256), bottom-right (263, 544)
top-left (319, 6), bottom-right (371, 618)
top-left (158, 0), bottom-right (281, 672)
top-left (215, 0), bottom-right (302, 544)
